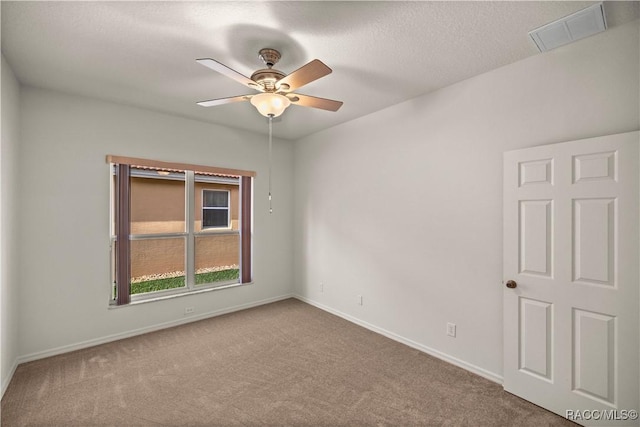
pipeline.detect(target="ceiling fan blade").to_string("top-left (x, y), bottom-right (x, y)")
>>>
top-left (197, 95), bottom-right (252, 107)
top-left (277, 59), bottom-right (332, 91)
top-left (289, 93), bottom-right (343, 112)
top-left (196, 58), bottom-right (263, 92)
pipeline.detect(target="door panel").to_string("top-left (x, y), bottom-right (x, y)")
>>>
top-left (573, 151), bottom-right (616, 183)
top-left (503, 131), bottom-right (639, 426)
top-left (520, 158), bottom-right (554, 186)
top-left (572, 308), bottom-right (615, 405)
top-left (519, 200), bottom-right (553, 277)
top-left (519, 297), bottom-right (553, 381)
top-left (573, 198), bottom-right (615, 286)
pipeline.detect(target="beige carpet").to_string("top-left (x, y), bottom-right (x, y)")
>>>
top-left (2, 298), bottom-right (575, 426)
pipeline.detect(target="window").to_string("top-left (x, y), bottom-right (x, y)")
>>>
top-left (202, 190), bottom-right (230, 229)
top-left (108, 155), bottom-right (254, 305)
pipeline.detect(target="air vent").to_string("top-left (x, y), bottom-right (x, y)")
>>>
top-left (529, 2), bottom-right (607, 52)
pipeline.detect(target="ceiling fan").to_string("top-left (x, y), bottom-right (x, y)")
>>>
top-left (196, 48), bottom-right (343, 118)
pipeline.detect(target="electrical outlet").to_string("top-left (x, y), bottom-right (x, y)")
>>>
top-left (185, 307), bottom-right (194, 315)
top-left (447, 322), bottom-right (456, 337)
top-left (320, 282), bottom-right (324, 292)
top-left (357, 295), bottom-right (363, 306)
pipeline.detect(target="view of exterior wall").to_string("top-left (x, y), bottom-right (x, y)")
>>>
top-left (194, 234), bottom-right (239, 269)
top-left (131, 177), bottom-right (185, 234)
top-left (129, 234), bottom-right (239, 277)
top-left (129, 176), bottom-right (239, 279)
top-left (131, 237), bottom-right (185, 277)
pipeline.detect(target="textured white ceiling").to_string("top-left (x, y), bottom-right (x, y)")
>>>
top-left (2, 1), bottom-right (638, 140)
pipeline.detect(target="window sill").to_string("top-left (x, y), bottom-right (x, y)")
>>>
top-left (195, 229), bottom-right (238, 235)
top-left (108, 281), bottom-right (253, 309)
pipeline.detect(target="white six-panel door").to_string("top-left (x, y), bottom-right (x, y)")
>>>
top-left (503, 132), bottom-right (639, 426)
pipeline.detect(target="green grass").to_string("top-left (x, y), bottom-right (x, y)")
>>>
top-left (195, 269), bottom-right (239, 285)
top-left (130, 269), bottom-right (240, 295)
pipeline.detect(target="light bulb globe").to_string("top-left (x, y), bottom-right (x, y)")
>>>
top-left (250, 93), bottom-right (291, 117)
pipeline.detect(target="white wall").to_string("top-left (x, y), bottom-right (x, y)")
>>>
top-left (1, 54), bottom-right (21, 394)
top-left (293, 20), bottom-right (640, 379)
top-left (16, 87), bottom-right (294, 358)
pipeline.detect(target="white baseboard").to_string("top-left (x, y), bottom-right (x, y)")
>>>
top-left (16, 293), bottom-right (294, 365)
top-left (1, 358), bottom-right (19, 398)
top-left (294, 294), bottom-right (503, 385)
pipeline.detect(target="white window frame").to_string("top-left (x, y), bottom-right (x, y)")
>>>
top-left (109, 164), bottom-right (248, 305)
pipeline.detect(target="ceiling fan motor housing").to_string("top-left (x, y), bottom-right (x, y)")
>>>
top-left (253, 49), bottom-right (286, 91)
top-left (251, 69), bottom-right (286, 92)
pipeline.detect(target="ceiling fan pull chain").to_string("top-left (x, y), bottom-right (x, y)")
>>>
top-left (268, 114), bottom-right (273, 214)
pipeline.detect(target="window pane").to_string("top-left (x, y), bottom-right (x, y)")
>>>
top-left (202, 209), bottom-right (229, 228)
top-left (130, 237), bottom-right (186, 295)
top-left (130, 168), bottom-right (185, 234)
top-left (203, 190), bottom-right (228, 208)
top-left (195, 234), bottom-right (239, 286)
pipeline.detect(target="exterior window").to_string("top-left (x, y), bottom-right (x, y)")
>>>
top-left (202, 190), bottom-right (230, 228)
top-left (108, 155), bottom-right (254, 305)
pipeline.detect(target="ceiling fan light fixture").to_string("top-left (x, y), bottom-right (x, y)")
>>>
top-left (250, 92), bottom-right (291, 117)
top-left (196, 49), bottom-right (342, 115)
